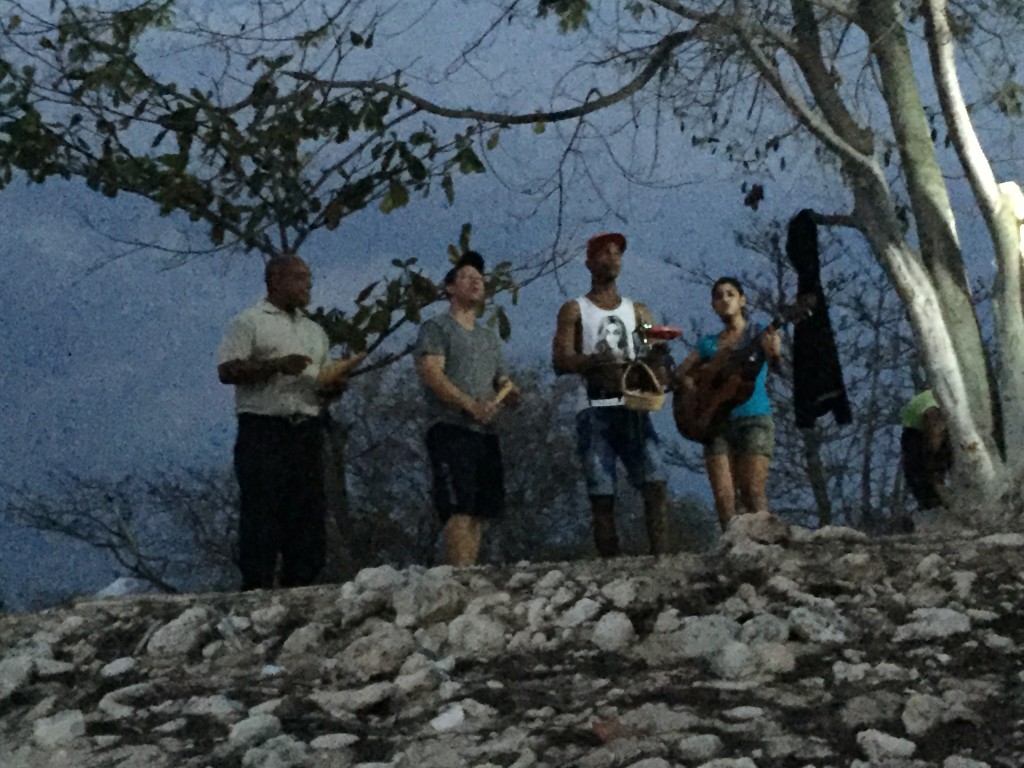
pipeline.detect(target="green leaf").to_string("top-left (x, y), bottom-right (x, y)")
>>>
top-left (442, 174), bottom-right (454, 204)
top-left (379, 179), bottom-right (409, 213)
top-left (455, 146), bottom-right (485, 174)
top-left (486, 130), bottom-right (501, 150)
top-left (350, 31), bottom-right (364, 46)
top-left (495, 306), bottom-right (512, 341)
top-left (356, 281), bottom-right (379, 303)
top-left (532, 120), bottom-right (546, 135)
top-left (323, 196), bottom-right (345, 229)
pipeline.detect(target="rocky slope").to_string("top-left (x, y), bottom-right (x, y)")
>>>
top-left (2, 513), bottom-right (1022, 768)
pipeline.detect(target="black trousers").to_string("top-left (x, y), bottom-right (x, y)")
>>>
top-left (900, 427), bottom-right (951, 511)
top-left (234, 414), bottom-right (326, 589)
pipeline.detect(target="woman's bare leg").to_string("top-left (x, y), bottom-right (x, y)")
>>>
top-left (734, 454), bottom-right (771, 514)
top-left (705, 454), bottom-right (736, 530)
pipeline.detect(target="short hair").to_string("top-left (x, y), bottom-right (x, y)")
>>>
top-left (711, 276), bottom-right (744, 296)
top-left (443, 250), bottom-right (485, 286)
top-left (265, 253), bottom-right (304, 284)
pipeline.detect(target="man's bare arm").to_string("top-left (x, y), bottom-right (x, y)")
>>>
top-left (552, 300), bottom-right (592, 375)
top-left (416, 354), bottom-right (496, 423)
top-left (218, 355), bottom-right (311, 385)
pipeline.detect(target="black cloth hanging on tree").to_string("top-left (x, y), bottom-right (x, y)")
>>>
top-left (786, 209), bottom-right (853, 428)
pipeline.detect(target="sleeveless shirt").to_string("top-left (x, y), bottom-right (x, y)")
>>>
top-left (576, 295), bottom-right (637, 409)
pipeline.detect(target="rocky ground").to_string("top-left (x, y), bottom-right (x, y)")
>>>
top-left (2, 513), bottom-right (1023, 768)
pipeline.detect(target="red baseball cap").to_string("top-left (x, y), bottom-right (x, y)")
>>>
top-left (586, 232), bottom-right (627, 260)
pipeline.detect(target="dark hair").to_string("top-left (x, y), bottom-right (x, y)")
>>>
top-left (443, 250), bottom-right (486, 286)
top-left (265, 253), bottom-right (304, 284)
top-left (711, 276), bottom-right (744, 297)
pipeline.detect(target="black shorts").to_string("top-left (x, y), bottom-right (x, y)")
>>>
top-left (426, 423), bottom-right (505, 522)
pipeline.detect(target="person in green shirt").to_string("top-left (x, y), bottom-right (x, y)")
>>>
top-left (900, 390), bottom-right (952, 516)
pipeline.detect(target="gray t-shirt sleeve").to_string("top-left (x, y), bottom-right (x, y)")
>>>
top-left (415, 318), bottom-right (447, 359)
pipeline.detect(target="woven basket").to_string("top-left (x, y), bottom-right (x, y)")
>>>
top-left (621, 361), bottom-right (665, 412)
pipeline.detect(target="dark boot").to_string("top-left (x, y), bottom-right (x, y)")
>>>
top-left (591, 496), bottom-right (619, 558)
top-left (643, 482), bottom-right (670, 555)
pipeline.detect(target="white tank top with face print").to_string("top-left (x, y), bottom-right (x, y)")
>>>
top-left (576, 295), bottom-right (636, 408)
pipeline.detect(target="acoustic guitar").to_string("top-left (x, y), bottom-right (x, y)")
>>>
top-left (673, 296), bottom-right (815, 443)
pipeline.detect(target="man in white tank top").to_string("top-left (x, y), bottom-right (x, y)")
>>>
top-left (552, 232), bottom-right (671, 557)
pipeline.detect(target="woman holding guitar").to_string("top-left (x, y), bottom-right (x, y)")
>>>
top-left (675, 277), bottom-right (781, 530)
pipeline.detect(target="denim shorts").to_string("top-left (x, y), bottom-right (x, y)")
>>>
top-left (703, 414), bottom-right (775, 458)
top-left (575, 407), bottom-right (666, 497)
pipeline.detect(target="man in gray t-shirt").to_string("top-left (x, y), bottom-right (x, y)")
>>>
top-left (414, 251), bottom-right (518, 566)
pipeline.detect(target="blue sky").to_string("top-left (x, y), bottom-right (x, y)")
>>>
top-left (11, 0), bottom-right (1015, 608)
top-left (0, 130), bottom-right (790, 609)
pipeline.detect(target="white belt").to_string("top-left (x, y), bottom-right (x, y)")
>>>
top-left (588, 397), bottom-right (625, 407)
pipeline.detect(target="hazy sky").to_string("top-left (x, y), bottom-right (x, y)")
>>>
top-left (9, 0), bottom-right (1015, 609)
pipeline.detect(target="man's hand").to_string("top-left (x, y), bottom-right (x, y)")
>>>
top-left (641, 341), bottom-right (674, 389)
top-left (466, 397), bottom-right (500, 424)
top-left (274, 354), bottom-right (313, 376)
top-left (585, 350), bottom-right (626, 395)
top-left (494, 378), bottom-right (521, 409)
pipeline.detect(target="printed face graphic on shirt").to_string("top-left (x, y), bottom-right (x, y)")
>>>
top-left (595, 316), bottom-right (629, 358)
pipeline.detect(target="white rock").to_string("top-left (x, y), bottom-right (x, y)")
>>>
top-left (693, 758), bottom-right (758, 767)
top-left (601, 578), bottom-right (639, 609)
top-left (739, 614), bottom-right (790, 644)
top-left (430, 703), bottom-right (466, 732)
top-left (856, 728), bottom-right (916, 760)
top-left (33, 709), bottom-right (85, 748)
top-left (788, 605), bottom-right (853, 644)
top-left (310, 732), bottom-right (360, 749)
top-left (279, 622), bottom-right (325, 657)
top-left (147, 607), bottom-right (210, 655)
top-left (181, 694), bottom-right (245, 717)
top-left (711, 641), bottom-right (758, 679)
top-left (535, 569), bottom-right (565, 591)
top-left (229, 714), bottom-right (282, 749)
top-left (977, 533), bottom-right (1024, 547)
top-left (310, 683), bottom-right (395, 715)
top-left (591, 611), bottom-right (635, 652)
top-left (0, 655), bottom-right (34, 702)
top-left (339, 623), bottom-right (416, 678)
top-left (754, 643), bottom-right (795, 675)
top-left (98, 683), bottom-right (153, 720)
top-left (677, 733), bottom-right (723, 761)
top-left (250, 603), bottom-right (289, 636)
top-left (447, 614), bottom-right (507, 658)
top-left (100, 657), bottom-right (136, 678)
top-left (894, 607), bottom-right (971, 641)
top-left (943, 756), bottom-right (991, 768)
top-left (902, 693), bottom-right (945, 736)
top-left (354, 564), bottom-right (406, 591)
top-left (393, 575), bottom-right (468, 626)
top-left (241, 733), bottom-right (308, 768)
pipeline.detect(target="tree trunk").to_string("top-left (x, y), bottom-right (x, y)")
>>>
top-left (798, 426), bottom-right (832, 527)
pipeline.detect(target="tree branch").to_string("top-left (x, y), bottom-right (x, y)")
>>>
top-left (287, 29), bottom-right (693, 125)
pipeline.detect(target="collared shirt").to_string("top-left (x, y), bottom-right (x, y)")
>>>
top-left (218, 298), bottom-right (329, 417)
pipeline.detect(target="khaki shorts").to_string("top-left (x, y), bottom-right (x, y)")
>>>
top-left (703, 415), bottom-right (775, 458)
